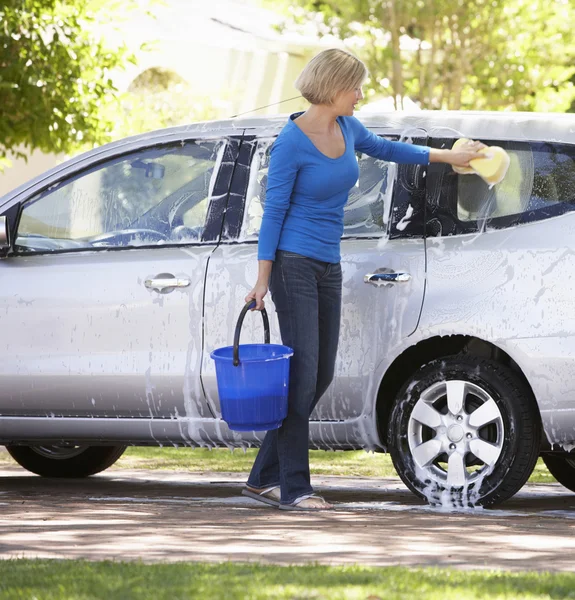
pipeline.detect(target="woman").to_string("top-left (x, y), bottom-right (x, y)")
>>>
top-left (243, 48), bottom-right (484, 511)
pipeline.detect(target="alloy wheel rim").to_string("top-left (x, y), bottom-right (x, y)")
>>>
top-left (407, 380), bottom-right (505, 488)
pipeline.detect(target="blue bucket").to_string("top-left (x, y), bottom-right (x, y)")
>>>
top-left (210, 301), bottom-right (293, 431)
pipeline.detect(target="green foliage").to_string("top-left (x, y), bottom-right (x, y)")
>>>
top-left (105, 67), bottom-right (223, 142)
top-left (271, 0), bottom-right (575, 112)
top-left (2, 560), bottom-right (575, 599)
top-left (0, 0), bottom-right (140, 161)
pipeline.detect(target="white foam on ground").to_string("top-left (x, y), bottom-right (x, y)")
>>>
top-left (335, 501), bottom-right (528, 517)
top-left (539, 510), bottom-right (575, 520)
top-left (85, 495), bottom-right (575, 519)
top-left (89, 495), bottom-right (261, 507)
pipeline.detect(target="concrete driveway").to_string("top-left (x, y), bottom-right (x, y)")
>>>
top-left (1, 466), bottom-right (574, 571)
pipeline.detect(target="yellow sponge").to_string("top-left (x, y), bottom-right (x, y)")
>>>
top-left (470, 147), bottom-right (510, 185)
top-left (452, 138), bottom-right (510, 185)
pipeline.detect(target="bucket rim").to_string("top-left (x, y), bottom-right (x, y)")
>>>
top-left (210, 343), bottom-right (293, 362)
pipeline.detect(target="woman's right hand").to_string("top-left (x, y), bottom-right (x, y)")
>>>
top-left (245, 282), bottom-right (268, 311)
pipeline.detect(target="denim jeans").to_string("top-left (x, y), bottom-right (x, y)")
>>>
top-left (247, 250), bottom-right (342, 504)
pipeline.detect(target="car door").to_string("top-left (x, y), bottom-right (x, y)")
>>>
top-left (0, 133), bottom-right (239, 422)
top-left (201, 126), bottom-right (428, 429)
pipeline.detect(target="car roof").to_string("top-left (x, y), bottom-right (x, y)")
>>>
top-left (49, 109), bottom-right (575, 154)
top-left (124, 109), bottom-right (575, 141)
top-left (236, 110), bottom-right (575, 144)
top-left (3, 110), bottom-right (575, 207)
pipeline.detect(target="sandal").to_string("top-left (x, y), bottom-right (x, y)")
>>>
top-left (242, 485), bottom-right (281, 507)
top-left (279, 494), bottom-right (334, 511)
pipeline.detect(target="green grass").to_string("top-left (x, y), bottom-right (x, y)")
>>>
top-left (115, 447), bottom-right (400, 478)
top-left (0, 560), bottom-right (575, 600)
top-left (529, 458), bottom-right (557, 484)
top-left (0, 445), bottom-right (557, 483)
top-left (114, 447), bottom-right (554, 484)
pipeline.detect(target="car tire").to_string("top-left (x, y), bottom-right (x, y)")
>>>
top-left (541, 453), bottom-right (575, 493)
top-left (5, 444), bottom-right (127, 477)
top-left (388, 356), bottom-right (541, 507)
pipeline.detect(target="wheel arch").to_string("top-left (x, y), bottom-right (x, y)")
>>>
top-left (375, 334), bottom-right (543, 448)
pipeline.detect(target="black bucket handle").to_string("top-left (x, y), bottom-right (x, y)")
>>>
top-left (233, 300), bottom-right (270, 367)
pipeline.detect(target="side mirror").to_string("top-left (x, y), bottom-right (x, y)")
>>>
top-left (0, 215), bottom-right (10, 252)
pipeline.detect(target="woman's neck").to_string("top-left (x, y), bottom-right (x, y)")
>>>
top-left (296, 104), bottom-right (339, 134)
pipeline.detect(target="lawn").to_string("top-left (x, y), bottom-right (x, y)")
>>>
top-left (1, 560), bottom-right (574, 600)
top-left (115, 446), bottom-right (400, 477)
top-left (115, 447), bottom-right (556, 484)
top-left (0, 446), bottom-right (556, 483)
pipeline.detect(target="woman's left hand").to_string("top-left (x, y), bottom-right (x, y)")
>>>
top-left (429, 140), bottom-right (488, 167)
top-left (448, 139), bottom-right (488, 167)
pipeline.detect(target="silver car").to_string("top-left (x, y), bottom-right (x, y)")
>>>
top-left (2, 111), bottom-right (575, 507)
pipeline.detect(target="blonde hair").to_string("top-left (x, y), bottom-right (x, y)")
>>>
top-left (295, 48), bottom-right (367, 106)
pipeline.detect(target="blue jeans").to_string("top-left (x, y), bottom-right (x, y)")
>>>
top-left (247, 250), bottom-right (342, 504)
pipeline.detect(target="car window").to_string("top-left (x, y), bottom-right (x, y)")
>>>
top-left (15, 140), bottom-right (225, 252)
top-left (427, 139), bottom-right (575, 235)
top-left (240, 136), bottom-right (396, 240)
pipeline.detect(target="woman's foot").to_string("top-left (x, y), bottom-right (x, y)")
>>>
top-left (242, 484), bottom-right (281, 507)
top-left (279, 494), bottom-right (334, 511)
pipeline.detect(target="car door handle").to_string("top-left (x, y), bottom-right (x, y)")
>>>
top-left (144, 275), bottom-right (191, 292)
top-left (364, 272), bottom-right (411, 284)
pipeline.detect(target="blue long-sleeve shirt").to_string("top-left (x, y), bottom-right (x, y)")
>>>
top-left (257, 113), bottom-right (430, 263)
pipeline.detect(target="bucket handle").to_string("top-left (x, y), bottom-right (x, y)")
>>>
top-left (233, 300), bottom-right (270, 367)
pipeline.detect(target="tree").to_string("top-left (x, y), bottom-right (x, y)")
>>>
top-left (272, 0), bottom-right (575, 112)
top-left (0, 0), bottom-right (143, 167)
top-left (108, 67), bottom-right (223, 141)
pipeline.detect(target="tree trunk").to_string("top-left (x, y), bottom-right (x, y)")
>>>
top-left (452, 28), bottom-right (463, 110)
top-left (427, 18), bottom-right (438, 109)
top-left (386, 0), bottom-right (404, 109)
top-left (417, 39), bottom-right (425, 107)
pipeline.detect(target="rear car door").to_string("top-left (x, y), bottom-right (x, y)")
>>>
top-left (0, 133), bottom-right (239, 426)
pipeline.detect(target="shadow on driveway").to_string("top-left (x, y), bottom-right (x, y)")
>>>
top-left (1, 467), bottom-right (574, 571)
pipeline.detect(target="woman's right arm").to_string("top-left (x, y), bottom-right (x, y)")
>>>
top-left (245, 134), bottom-right (299, 310)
